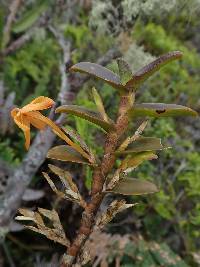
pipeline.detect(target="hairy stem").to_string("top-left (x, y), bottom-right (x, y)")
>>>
top-left (61, 93), bottom-right (134, 266)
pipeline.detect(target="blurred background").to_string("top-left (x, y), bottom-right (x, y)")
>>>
top-left (0, 0), bottom-right (200, 266)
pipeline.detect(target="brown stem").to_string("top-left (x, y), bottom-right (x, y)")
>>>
top-left (60, 94), bottom-right (134, 266)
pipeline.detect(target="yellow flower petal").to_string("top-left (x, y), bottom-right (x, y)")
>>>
top-left (11, 96), bottom-right (91, 160)
top-left (11, 108), bottom-right (20, 118)
top-left (20, 96), bottom-right (54, 114)
top-left (28, 112), bottom-right (46, 130)
top-left (13, 114), bottom-right (30, 150)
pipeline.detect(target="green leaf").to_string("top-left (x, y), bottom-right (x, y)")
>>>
top-left (92, 87), bottom-right (109, 122)
top-left (70, 62), bottom-right (125, 92)
top-left (12, 0), bottom-right (49, 33)
top-left (126, 51), bottom-right (183, 89)
top-left (117, 58), bottom-right (133, 85)
top-left (56, 105), bottom-right (115, 132)
top-left (121, 151), bottom-right (158, 172)
top-left (47, 145), bottom-right (91, 164)
top-left (108, 178), bottom-right (158, 195)
top-left (130, 103), bottom-right (198, 118)
top-left (116, 137), bottom-right (163, 154)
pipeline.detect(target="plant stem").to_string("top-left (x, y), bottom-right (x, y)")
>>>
top-left (61, 93), bottom-right (134, 266)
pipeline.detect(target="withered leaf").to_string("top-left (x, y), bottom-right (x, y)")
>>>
top-left (48, 164), bottom-right (78, 193)
top-left (16, 208), bottom-right (70, 247)
top-left (118, 121), bottom-right (148, 151)
top-left (96, 200), bottom-right (135, 228)
top-left (56, 105), bottom-right (115, 132)
top-left (130, 103), bottom-right (198, 118)
top-left (42, 172), bottom-right (66, 199)
top-left (44, 166), bottom-right (86, 208)
top-left (38, 208), bottom-right (64, 235)
top-left (116, 137), bottom-right (163, 154)
top-left (108, 178), bottom-right (159, 195)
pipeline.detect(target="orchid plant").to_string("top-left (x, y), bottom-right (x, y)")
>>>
top-left (12, 51), bottom-right (198, 267)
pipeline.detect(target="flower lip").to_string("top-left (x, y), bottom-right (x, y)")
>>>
top-left (11, 108), bottom-right (20, 117)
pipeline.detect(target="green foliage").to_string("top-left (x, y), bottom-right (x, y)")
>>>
top-left (122, 239), bottom-right (189, 267)
top-left (0, 138), bottom-right (19, 164)
top-left (100, 236), bottom-right (190, 267)
top-left (4, 37), bottom-right (60, 104)
top-left (12, 0), bottom-right (49, 33)
top-left (133, 22), bottom-right (200, 105)
top-left (64, 23), bottom-right (113, 62)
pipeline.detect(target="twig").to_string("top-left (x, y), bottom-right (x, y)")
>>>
top-left (0, 26), bottom-right (72, 231)
top-left (48, 25), bottom-right (71, 104)
top-left (2, 31), bottom-right (32, 56)
top-left (2, 0), bottom-right (22, 49)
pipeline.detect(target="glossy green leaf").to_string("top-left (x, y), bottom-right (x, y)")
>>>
top-left (116, 137), bottom-right (163, 154)
top-left (117, 58), bottom-right (133, 85)
top-left (126, 51), bottom-right (183, 89)
top-left (70, 62), bottom-right (125, 91)
top-left (12, 0), bottom-right (49, 33)
top-left (47, 145), bottom-right (91, 164)
top-left (130, 103), bottom-right (198, 118)
top-left (108, 178), bottom-right (159, 195)
top-left (56, 105), bottom-right (115, 132)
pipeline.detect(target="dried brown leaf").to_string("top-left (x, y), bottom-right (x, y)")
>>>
top-left (96, 200), bottom-right (135, 228)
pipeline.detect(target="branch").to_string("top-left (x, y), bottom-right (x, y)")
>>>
top-left (61, 95), bottom-right (132, 266)
top-left (2, 31), bottom-right (32, 56)
top-left (0, 26), bottom-right (71, 231)
top-left (2, 0), bottom-right (22, 49)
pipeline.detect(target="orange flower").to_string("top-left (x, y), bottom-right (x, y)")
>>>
top-left (11, 96), bottom-right (90, 160)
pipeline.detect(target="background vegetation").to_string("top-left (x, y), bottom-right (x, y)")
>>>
top-left (0, 0), bottom-right (199, 266)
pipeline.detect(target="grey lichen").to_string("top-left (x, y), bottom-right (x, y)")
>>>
top-left (89, 0), bottom-right (200, 35)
